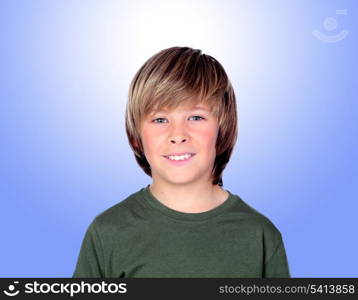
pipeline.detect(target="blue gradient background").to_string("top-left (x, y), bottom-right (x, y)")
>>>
top-left (1, 0), bottom-right (357, 277)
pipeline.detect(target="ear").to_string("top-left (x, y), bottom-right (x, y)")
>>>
top-left (132, 136), bottom-right (143, 149)
top-left (132, 139), bottom-right (138, 148)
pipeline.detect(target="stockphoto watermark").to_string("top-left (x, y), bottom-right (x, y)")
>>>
top-left (2, 280), bottom-right (127, 297)
top-left (312, 9), bottom-right (349, 43)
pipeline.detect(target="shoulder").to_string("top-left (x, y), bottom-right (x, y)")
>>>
top-left (229, 193), bottom-right (284, 243)
top-left (89, 187), bottom-right (148, 233)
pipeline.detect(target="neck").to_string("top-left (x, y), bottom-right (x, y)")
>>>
top-left (149, 180), bottom-right (228, 213)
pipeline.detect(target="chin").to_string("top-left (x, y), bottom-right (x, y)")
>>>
top-left (166, 175), bottom-right (201, 185)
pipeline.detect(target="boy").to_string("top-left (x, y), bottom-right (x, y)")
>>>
top-left (72, 46), bottom-right (291, 278)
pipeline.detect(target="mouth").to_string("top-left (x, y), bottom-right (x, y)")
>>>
top-left (162, 153), bottom-right (196, 166)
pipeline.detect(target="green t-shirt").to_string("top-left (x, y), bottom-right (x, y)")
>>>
top-left (73, 185), bottom-right (290, 278)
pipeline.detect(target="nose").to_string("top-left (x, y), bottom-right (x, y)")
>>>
top-left (170, 137), bottom-right (187, 144)
top-left (169, 123), bottom-right (188, 144)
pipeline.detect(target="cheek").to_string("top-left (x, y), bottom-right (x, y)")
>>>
top-left (199, 127), bottom-right (218, 147)
top-left (141, 130), bottom-right (162, 155)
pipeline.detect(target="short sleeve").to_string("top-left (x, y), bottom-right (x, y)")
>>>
top-left (263, 239), bottom-right (291, 278)
top-left (72, 219), bottom-right (105, 278)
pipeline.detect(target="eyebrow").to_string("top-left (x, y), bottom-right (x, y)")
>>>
top-left (191, 106), bottom-right (210, 111)
top-left (151, 106), bottom-right (210, 114)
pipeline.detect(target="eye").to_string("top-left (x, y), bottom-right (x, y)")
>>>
top-left (152, 116), bottom-right (205, 123)
top-left (189, 116), bottom-right (205, 121)
top-left (152, 118), bottom-right (167, 123)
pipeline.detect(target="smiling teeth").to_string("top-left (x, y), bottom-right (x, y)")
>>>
top-left (167, 154), bottom-right (192, 161)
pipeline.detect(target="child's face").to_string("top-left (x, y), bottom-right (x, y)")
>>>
top-left (140, 102), bottom-right (219, 186)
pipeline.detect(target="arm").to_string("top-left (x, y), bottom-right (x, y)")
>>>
top-left (72, 220), bottom-right (106, 278)
top-left (263, 239), bottom-right (291, 278)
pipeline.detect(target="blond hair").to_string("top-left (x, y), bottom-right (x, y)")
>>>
top-left (125, 46), bottom-right (238, 187)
